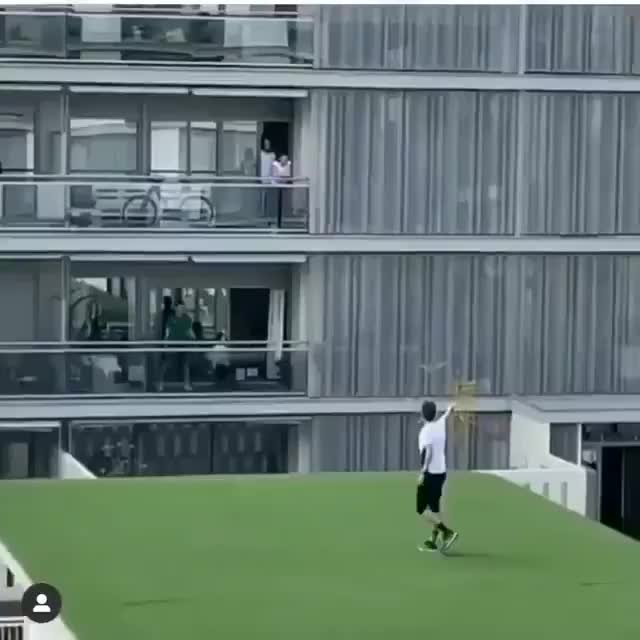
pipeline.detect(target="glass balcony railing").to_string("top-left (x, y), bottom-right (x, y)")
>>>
top-left (0, 175), bottom-right (309, 231)
top-left (0, 341), bottom-right (308, 396)
top-left (0, 9), bottom-right (314, 66)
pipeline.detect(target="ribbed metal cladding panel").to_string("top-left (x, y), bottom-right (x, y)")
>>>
top-left (526, 5), bottom-right (636, 75)
top-left (311, 254), bottom-right (640, 397)
top-left (311, 254), bottom-right (517, 397)
top-left (522, 92), bottom-right (640, 235)
top-left (309, 413), bottom-right (510, 472)
top-left (314, 89), bottom-right (518, 235)
top-left (317, 5), bottom-right (520, 72)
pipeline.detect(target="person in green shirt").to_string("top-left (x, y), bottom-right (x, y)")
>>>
top-left (157, 302), bottom-right (194, 392)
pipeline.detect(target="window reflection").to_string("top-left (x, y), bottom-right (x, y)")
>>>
top-left (151, 120), bottom-right (188, 174)
top-left (223, 121), bottom-right (258, 176)
top-left (190, 121), bottom-right (217, 173)
top-left (70, 118), bottom-right (138, 172)
top-left (0, 110), bottom-right (36, 221)
top-left (69, 277), bottom-right (131, 341)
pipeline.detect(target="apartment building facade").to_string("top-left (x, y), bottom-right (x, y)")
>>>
top-left (1, 6), bottom-right (640, 513)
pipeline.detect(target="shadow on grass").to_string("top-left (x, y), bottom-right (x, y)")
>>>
top-left (123, 597), bottom-right (192, 608)
top-left (443, 551), bottom-right (495, 559)
top-left (440, 549), bottom-right (542, 569)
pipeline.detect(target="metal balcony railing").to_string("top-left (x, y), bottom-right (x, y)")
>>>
top-left (0, 9), bottom-right (314, 66)
top-left (0, 341), bottom-right (308, 396)
top-left (0, 175), bottom-right (309, 231)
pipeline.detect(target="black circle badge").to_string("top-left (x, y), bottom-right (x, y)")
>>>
top-left (21, 583), bottom-right (62, 624)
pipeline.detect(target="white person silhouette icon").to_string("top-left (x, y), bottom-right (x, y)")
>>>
top-left (21, 583), bottom-right (62, 624)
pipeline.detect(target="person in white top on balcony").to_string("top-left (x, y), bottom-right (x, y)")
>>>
top-left (259, 139), bottom-right (277, 222)
top-left (416, 399), bottom-right (459, 553)
top-left (207, 330), bottom-right (231, 385)
top-left (271, 154), bottom-right (292, 184)
top-left (260, 139), bottom-right (276, 180)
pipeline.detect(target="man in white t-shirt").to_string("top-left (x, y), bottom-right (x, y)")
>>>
top-left (416, 399), bottom-right (459, 553)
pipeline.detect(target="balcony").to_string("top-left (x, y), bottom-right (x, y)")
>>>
top-left (0, 8), bottom-right (313, 66)
top-left (0, 341), bottom-right (308, 396)
top-left (0, 175), bottom-right (309, 231)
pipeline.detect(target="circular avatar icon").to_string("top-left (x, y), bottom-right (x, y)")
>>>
top-left (21, 583), bottom-right (62, 624)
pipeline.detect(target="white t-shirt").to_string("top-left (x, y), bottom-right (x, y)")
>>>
top-left (418, 411), bottom-right (449, 475)
top-left (271, 160), bottom-right (291, 183)
top-left (260, 150), bottom-right (276, 179)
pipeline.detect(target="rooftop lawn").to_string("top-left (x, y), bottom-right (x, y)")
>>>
top-left (0, 473), bottom-right (639, 640)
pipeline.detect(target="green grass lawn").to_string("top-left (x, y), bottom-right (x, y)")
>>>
top-left (0, 473), bottom-right (639, 640)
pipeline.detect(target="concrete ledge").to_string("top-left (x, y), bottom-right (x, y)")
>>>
top-left (2, 62), bottom-right (640, 92)
top-left (0, 395), bottom-right (510, 420)
top-left (7, 232), bottom-right (640, 255)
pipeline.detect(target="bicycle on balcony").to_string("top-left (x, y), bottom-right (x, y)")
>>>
top-left (121, 178), bottom-right (215, 227)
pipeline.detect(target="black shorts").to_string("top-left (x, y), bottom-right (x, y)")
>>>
top-left (416, 472), bottom-right (447, 514)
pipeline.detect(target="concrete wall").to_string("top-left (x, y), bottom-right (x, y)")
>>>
top-left (509, 410), bottom-right (551, 468)
top-left (499, 406), bottom-right (588, 515)
top-left (59, 451), bottom-right (96, 479)
top-left (483, 467), bottom-right (587, 516)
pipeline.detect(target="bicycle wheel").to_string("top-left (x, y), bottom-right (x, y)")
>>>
top-left (181, 195), bottom-right (215, 226)
top-left (121, 195), bottom-right (158, 227)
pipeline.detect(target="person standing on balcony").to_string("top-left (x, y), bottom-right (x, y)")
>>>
top-left (157, 302), bottom-right (194, 392)
top-left (157, 296), bottom-right (174, 341)
top-left (207, 330), bottom-right (231, 387)
top-left (260, 139), bottom-right (276, 179)
top-left (260, 139), bottom-right (276, 224)
top-left (271, 154), bottom-right (292, 227)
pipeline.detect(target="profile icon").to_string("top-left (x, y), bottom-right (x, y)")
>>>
top-left (21, 583), bottom-right (62, 624)
top-left (33, 593), bottom-right (51, 614)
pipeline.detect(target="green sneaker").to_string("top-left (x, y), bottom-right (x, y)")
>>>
top-left (441, 531), bottom-right (459, 553)
top-left (418, 539), bottom-right (439, 553)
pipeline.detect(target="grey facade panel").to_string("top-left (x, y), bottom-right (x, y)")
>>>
top-left (311, 254), bottom-right (640, 397)
top-left (313, 90), bottom-right (518, 235)
top-left (526, 5), bottom-right (637, 75)
top-left (522, 92), bottom-right (640, 235)
top-left (317, 5), bottom-right (520, 72)
top-left (309, 412), bottom-right (510, 472)
top-left (311, 254), bottom-right (516, 397)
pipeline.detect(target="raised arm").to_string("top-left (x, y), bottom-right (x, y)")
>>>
top-left (442, 404), bottom-right (455, 420)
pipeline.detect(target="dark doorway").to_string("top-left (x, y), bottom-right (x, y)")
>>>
top-left (621, 447), bottom-right (640, 540)
top-left (600, 447), bottom-right (623, 533)
top-left (262, 122), bottom-right (290, 159)
top-left (229, 288), bottom-right (270, 341)
top-left (600, 446), bottom-right (640, 541)
top-left (0, 429), bottom-right (57, 479)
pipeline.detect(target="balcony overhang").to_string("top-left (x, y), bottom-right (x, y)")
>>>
top-left (66, 85), bottom-right (308, 98)
top-left (4, 233), bottom-right (640, 256)
top-left (0, 396), bottom-right (510, 421)
top-left (2, 62), bottom-right (640, 92)
top-left (513, 396), bottom-right (640, 425)
top-left (0, 420), bottom-right (61, 431)
top-left (65, 253), bottom-right (307, 263)
top-left (0, 395), bottom-right (638, 423)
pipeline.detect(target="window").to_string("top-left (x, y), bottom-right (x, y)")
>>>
top-left (69, 277), bottom-right (132, 341)
top-left (222, 120), bottom-right (258, 176)
top-left (190, 121), bottom-right (217, 173)
top-left (0, 111), bottom-right (37, 220)
top-left (151, 120), bottom-right (188, 174)
top-left (70, 117), bottom-right (138, 173)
